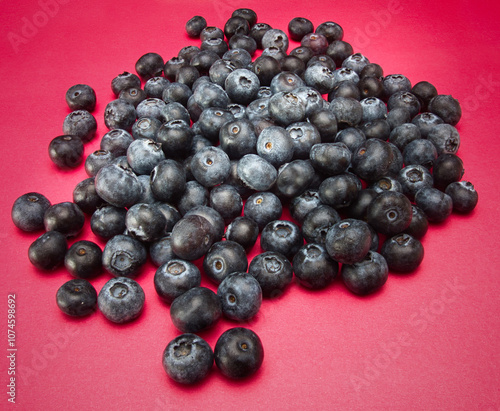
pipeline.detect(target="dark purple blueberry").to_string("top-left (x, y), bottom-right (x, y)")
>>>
top-left (64, 240), bottom-right (102, 279)
top-left (170, 215), bottom-right (214, 261)
top-left (237, 154), bottom-right (277, 192)
top-left (11, 192), bottom-right (51, 232)
top-left (176, 180), bottom-right (209, 216)
top-left (325, 219), bottom-right (371, 264)
top-left (125, 203), bottom-right (167, 243)
top-left (248, 251), bottom-right (293, 298)
top-left (98, 277), bottom-right (145, 323)
top-left (329, 97), bottom-right (363, 128)
top-left (301, 205), bottom-right (341, 246)
top-left (289, 190), bottom-right (322, 225)
top-left (427, 124), bottom-right (460, 155)
top-left (217, 272), bottom-right (262, 321)
top-left (111, 72), bottom-right (141, 96)
top-left (191, 146), bottom-right (231, 188)
top-left (102, 234), bottom-right (147, 278)
top-left (288, 17), bottom-right (313, 41)
top-left (381, 233), bottom-right (424, 273)
top-left (404, 205), bottom-right (429, 239)
top-left (268, 91), bottom-right (306, 127)
top-left (56, 279), bottom-right (97, 317)
top-left (48, 135), bottom-right (84, 169)
top-left (249, 23), bottom-right (272, 49)
top-left (318, 173), bottom-right (362, 211)
top-left (275, 159), bottom-right (315, 199)
top-left (28, 231), bottom-right (67, 270)
top-left (389, 123), bottom-right (421, 152)
top-left (209, 184), bottom-right (243, 224)
top-left (403, 139), bottom-right (438, 169)
top-left (95, 163), bottom-right (142, 208)
top-left (351, 139), bottom-right (394, 183)
top-left (150, 234), bottom-right (176, 267)
top-left (219, 118), bottom-right (258, 160)
top-left (90, 205), bottom-right (127, 240)
top-left (301, 32), bottom-right (328, 55)
top-left (415, 187), bottom-right (453, 223)
top-left (72, 178), bottom-right (104, 215)
top-left (411, 81), bottom-right (438, 112)
top-left (224, 16), bottom-right (250, 40)
top-left (154, 259), bottom-right (201, 304)
top-left (428, 94), bottom-right (462, 126)
top-left (162, 333), bottom-right (213, 384)
top-left (445, 181), bottom-right (478, 213)
top-left (170, 287), bottom-right (222, 333)
top-left (203, 240), bottom-right (248, 284)
top-left (100, 129), bottom-right (133, 157)
top-left (65, 84), bottom-right (96, 112)
top-left (432, 153), bottom-right (464, 191)
top-left (367, 191), bottom-right (412, 236)
top-left (150, 159), bottom-right (186, 203)
top-left (398, 164), bottom-right (434, 201)
top-left (63, 110), bottom-right (97, 143)
top-left (186, 15), bottom-right (207, 38)
top-left (326, 40), bottom-right (353, 67)
top-left (341, 251), bottom-right (388, 295)
top-left (411, 112), bottom-right (444, 138)
top-left (225, 216), bottom-right (259, 251)
top-left (144, 76), bottom-right (171, 99)
top-left (104, 99), bottom-right (137, 130)
top-left (44, 202), bottom-right (85, 237)
top-left (293, 243), bottom-right (339, 289)
top-left (260, 220), bottom-right (303, 260)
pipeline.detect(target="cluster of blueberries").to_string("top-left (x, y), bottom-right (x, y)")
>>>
top-left (11, 8), bottom-right (478, 384)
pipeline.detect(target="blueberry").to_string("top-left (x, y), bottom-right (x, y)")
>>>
top-left (445, 181), bottom-right (478, 213)
top-left (98, 277), bottom-right (145, 323)
top-left (256, 126), bottom-right (294, 168)
top-left (66, 84), bottom-right (96, 112)
top-left (217, 272), bottom-right (262, 321)
top-left (315, 21), bottom-right (344, 43)
top-left (411, 112), bottom-right (444, 138)
top-left (275, 159), bottom-right (316, 198)
top-left (427, 124), bottom-right (460, 155)
top-left (329, 97), bottom-right (363, 128)
top-left (170, 287), bottom-right (222, 333)
top-left (370, 176), bottom-right (403, 194)
top-left (268, 91), bottom-right (306, 127)
top-left (162, 82), bottom-right (192, 107)
top-left (243, 191), bottom-right (282, 230)
top-left (288, 17), bottom-right (314, 41)
top-left (415, 187), bottom-right (453, 223)
top-left (224, 16), bottom-right (250, 40)
top-left (102, 234), bottom-right (147, 278)
top-left (209, 184), bottom-right (243, 224)
top-left (56, 279), bottom-right (97, 317)
top-left (95, 163), bottom-right (142, 208)
top-left (150, 159), bottom-right (187, 203)
top-left (397, 164), bottom-right (434, 201)
top-left (260, 220), bottom-right (303, 260)
top-left (65, 240), bottom-right (102, 279)
top-left (85, 150), bottom-right (115, 177)
top-left (100, 129), bottom-right (134, 157)
top-left (411, 81), bottom-right (438, 112)
top-left (432, 153), bottom-right (464, 191)
top-left (249, 23), bottom-right (272, 49)
top-left (201, 38), bottom-right (229, 58)
top-left (357, 76), bottom-right (383, 99)
top-left (225, 216), bottom-right (260, 251)
top-left (162, 333), bottom-right (213, 384)
top-left (200, 26), bottom-right (224, 42)
top-left (62, 110), bottom-right (97, 143)
top-left (318, 173), bottom-right (362, 210)
top-left (301, 205), bottom-right (341, 246)
top-left (119, 87), bottom-right (147, 108)
top-left (28, 231), bottom-right (67, 270)
top-left (203, 240), bottom-right (248, 284)
top-left (342, 53), bottom-right (370, 74)
top-left (223, 48), bottom-right (253, 67)
top-left (156, 203), bottom-right (182, 233)
top-left (248, 251), bottom-right (293, 298)
top-left (192, 81), bottom-right (229, 111)
top-left (289, 189), bottom-right (322, 225)
top-left (334, 127), bottom-right (366, 153)
top-left (170, 214), bottom-right (214, 261)
top-left (344, 188), bottom-right (378, 221)
top-left (330, 79), bottom-right (362, 100)
top-left (261, 28), bottom-right (288, 52)
top-left (44, 202), bottom-right (85, 237)
top-left (150, 234), bottom-right (176, 267)
top-left (382, 74), bottom-right (411, 100)
top-left (136, 174), bottom-right (156, 204)
top-left (326, 40), bottom-right (353, 67)
top-left (389, 123), bottom-right (421, 152)
top-left (185, 205), bottom-right (225, 241)
top-left (324, 219), bottom-right (372, 264)
top-left (176, 180), bottom-right (209, 215)
top-left (144, 76), bottom-right (171, 99)
top-left (270, 72), bottom-right (305, 94)
top-left (251, 56), bottom-right (281, 87)
top-left (191, 146), bottom-right (231, 188)
top-left (104, 99), bottom-right (137, 130)
top-left (154, 259), bottom-right (201, 304)
top-left (404, 205), bottom-right (429, 239)
top-left (90, 205), bottom-right (127, 240)
top-left (126, 203), bottom-right (167, 243)
top-left (219, 118), bottom-right (258, 160)
top-left (286, 122), bottom-right (321, 160)
top-left (360, 119), bottom-right (391, 141)
top-left (111, 72), bottom-right (141, 96)
top-left (360, 63), bottom-right (383, 79)
top-left (333, 68), bottom-right (359, 86)
top-left (301, 32), bottom-right (328, 55)
top-left (360, 97), bottom-right (387, 122)
top-left (237, 154), bottom-right (277, 191)
top-left (135, 52), bottom-right (164, 80)
top-left (214, 327), bottom-right (264, 379)
top-left (232, 8), bottom-right (257, 27)
top-left (428, 94), bottom-right (462, 126)
top-left (11, 192), bottom-right (51, 232)
top-left (403, 139), bottom-right (437, 168)
top-left (48, 135), bottom-right (84, 169)
top-left (294, 86), bottom-right (324, 118)
top-left (386, 107), bottom-right (411, 130)
top-left (293, 243), bottom-right (339, 289)
top-left (381, 233), bottom-right (424, 273)
top-left (225, 69), bottom-right (260, 105)
top-left (367, 191), bottom-right (413, 236)
top-left (351, 139), bottom-right (394, 182)
top-left (341, 251), bottom-right (388, 295)
top-left (304, 64), bottom-right (335, 94)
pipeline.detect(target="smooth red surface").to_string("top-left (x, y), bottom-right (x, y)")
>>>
top-left (1, 0), bottom-right (500, 409)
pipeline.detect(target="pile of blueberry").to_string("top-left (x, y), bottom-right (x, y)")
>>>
top-left (11, 8), bottom-right (479, 384)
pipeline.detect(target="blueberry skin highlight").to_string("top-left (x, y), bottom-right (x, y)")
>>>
top-left (98, 277), bottom-right (145, 323)
top-left (56, 279), bottom-right (97, 317)
top-left (28, 231), bottom-right (67, 270)
top-left (217, 272), bottom-right (262, 321)
top-left (341, 251), bottom-right (388, 295)
top-left (214, 327), bottom-right (264, 379)
top-left (154, 259), bottom-right (201, 304)
top-left (163, 333), bottom-right (214, 385)
top-left (12, 192), bottom-right (51, 232)
top-left (102, 234), bottom-right (147, 278)
top-left (170, 287), bottom-right (222, 333)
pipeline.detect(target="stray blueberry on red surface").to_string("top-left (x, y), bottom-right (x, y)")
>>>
top-left (48, 135), bottom-right (84, 169)
top-left (163, 333), bottom-right (214, 384)
top-left (98, 277), bottom-right (145, 323)
top-left (64, 240), bottom-right (102, 279)
top-left (12, 192), bottom-right (51, 232)
top-left (154, 259), bottom-right (201, 304)
top-left (217, 272), bottom-right (262, 321)
top-left (381, 234), bottom-right (424, 273)
top-left (214, 327), bottom-right (264, 379)
top-left (341, 251), bottom-right (388, 295)
top-left (102, 234), bottom-right (147, 278)
top-left (293, 243), bottom-right (339, 289)
top-left (28, 230), bottom-right (67, 270)
top-left (66, 84), bottom-right (96, 112)
top-left (56, 279), bottom-right (97, 317)
top-left (445, 181), bottom-right (479, 213)
top-left (44, 201), bottom-right (85, 237)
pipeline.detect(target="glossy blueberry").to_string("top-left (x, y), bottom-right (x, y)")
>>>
top-left (200, 26), bottom-right (224, 42)
top-left (224, 15), bottom-right (250, 40)
top-left (280, 55), bottom-right (306, 77)
top-left (344, 188), bottom-right (378, 221)
top-left (428, 94), bottom-right (462, 126)
top-left (162, 333), bottom-right (213, 385)
top-left (162, 82), bottom-right (192, 107)
top-left (163, 56), bottom-right (189, 80)
top-left (100, 129), bottom-right (133, 156)
top-left (104, 99), bottom-right (136, 130)
top-left (310, 143), bottom-right (351, 176)
top-left (403, 205), bottom-right (428, 239)
top-left (150, 234), bottom-right (176, 267)
top-left (191, 146), bottom-right (231, 188)
top-left (427, 124), bottom-right (460, 155)
top-left (48, 135), bottom-right (84, 168)
top-left (209, 184), bottom-right (243, 224)
top-left (111, 72), bottom-right (141, 96)
top-left (329, 97), bottom-right (363, 128)
top-left (98, 277), bottom-right (145, 323)
top-left (411, 112), bottom-right (444, 138)
top-left (95, 163), bottom-right (142, 208)
top-left (325, 218), bottom-right (371, 264)
top-left (198, 107), bottom-right (235, 142)
top-left (268, 92), bottom-right (306, 127)
top-left (326, 40), bottom-right (353, 67)
top-left (217, 272), bottom-right (262, 321)
top-left (360, 119), bottom-right (391, 141)
top-left (288, 17), bottom-right (313, 41)
top-left (351, 139), bottom-right (394, 183)
top-left (330, 79), bottom-right (362, 100)
top-left (289, 189), bottom-right (322, 224)
top-left (136, 174), bottom-right (156, 204)
top-left (56, 279), bottom-right (97, 317)
top-left (243, 192), bottom-right (282, 230)
top-left (144, 76), bottom-right (171, 99)
top-left (387, 91), bottom-right (420, 118)
top-left (315, 21), bottom-right (343, 42)
top-left (209, 59), bottom-right (240, 88)
top-left (389, 123), bottom-right (421, 152)
top-left (44, 202), bottom-right (85, 237)
top-left (170, 286), bottom-right (222, 333)
top-left (382, 74), bottom-right (411, 100)
top-left (66, 84), bottom-right (96, 112)
top-left (318, 173), bottom-right (362, 210)
top-left (248, 251), bottom-right (293, 297)
top-left (90, 205), bottom-right (127, 240)
top-left (260, 220), bottom-right (303, 260)
top-left (225, 216), bottom-right (259, 251)
top-left (432, 153), bottom-right (464, 191)
top-left (154, 259), bottom-right (201, 304)
top-left (397, 164), bottom-right (434, 201)
top-left (287, 122), bottom-right (321, 160)
top-left (125, 203), bottom-right (166, 243)
top-left (185, 205), bottom-right (225, 242)
top-left (28, 231), bottom-right (67, 270)
top-left (293, 243), bottom-right (339, 289)
top-left (341, 251), bottom-right (388, 295)
top-left (334, 127), bottom-right (366, 153)
top-left (150, 159), bottom-right (186, 203)
top-left (357, 76), bottom-right (383, 99)
top-left (62, 110), bottom-right (97, 143)
top-left (170, 214), bottom-right (214, 261)
top-left (203, 240), bottom-right (248, 284)
top-left (156, 120), bottom-right (193, 160)
top-left (85, 150), bottom-right (115, 177)
top-left (381, 233), bottom-right (424, 273)
top-left (102, 234), bottom-right (147, 278)
top-left (411, 81), bottom-right (438, 112)
top-left (185, 15), bottom-right (208, 38)
top-left (367, 191), bottom-right (413, 236)
top-left (275, 159), bottom-right (316, 198)
top-left (403, 139), bottom-right (437, 168)
top-left (415, 187), bottom-right (453, 223)
top-left (64, 240), bottom-right (102, 279)
top-left (301, 32), bottom-right (328, 55)
top-left (219, 118), bottom-right (257, 160)
top-left (251, 56), bottom-right (281, 87)
top-left (445, 181), bottom-right (478, 213)
top-left (201, 37), bottom-right (229, 58)
top-left (12, 192), bottom-right (51, 232)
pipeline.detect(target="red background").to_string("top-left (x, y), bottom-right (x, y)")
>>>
top-left (1, 0), bottom-right (500, 409)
